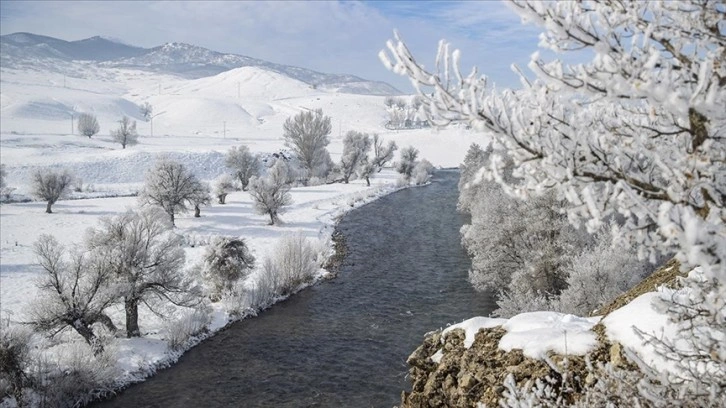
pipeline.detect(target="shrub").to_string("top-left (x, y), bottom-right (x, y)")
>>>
top-left (163, 307), bottom-right (211, 351)
top-left (202, 236), bottom-right (255, 300)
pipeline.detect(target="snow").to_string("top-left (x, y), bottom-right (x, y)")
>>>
top-left (500, 312), bottom-right (600, 359)
top-left (602, 290), bottom-right (682, 374)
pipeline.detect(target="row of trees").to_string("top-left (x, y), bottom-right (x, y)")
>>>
top-left (383, 96), bottom-right (429, 130)
top-left (459, 144), bottom-right (651, 317)
top-left (77, 113), bottom-right (139, 149)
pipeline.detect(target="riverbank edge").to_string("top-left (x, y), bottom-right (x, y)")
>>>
top-left (81, 181), bottom-right (414, 407)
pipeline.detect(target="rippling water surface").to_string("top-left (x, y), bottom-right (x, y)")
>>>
top-left (96, 170), bottom-right (496, 408)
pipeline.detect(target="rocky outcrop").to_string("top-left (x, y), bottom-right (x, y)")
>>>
top-left (400, 260), bottom-right (683, 407)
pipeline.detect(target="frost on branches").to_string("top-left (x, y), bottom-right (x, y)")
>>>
top-left (381, 0), bottom-right (725, 402)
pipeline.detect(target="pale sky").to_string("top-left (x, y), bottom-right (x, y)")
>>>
top-left (0, 1), bottom-right (544, 92)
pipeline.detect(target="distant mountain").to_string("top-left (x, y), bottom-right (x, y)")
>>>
top-left (0, 33), bottom-right (400, 96)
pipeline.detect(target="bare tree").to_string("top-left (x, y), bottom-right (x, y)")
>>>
top-left (31, 168), bottom-right (72, 213)
top-left (77, 113), bottom-right (100, 138)
top-left (139, 158), bottom-right (208, 226)
top-left (248, 160), bottom-right (292, 225)
top-left (372, 134), bottom-right (397, 170)
top-left (86, 208), bottom-right (195, 338)
top-left (225, 145), bottom-right (259, 191)
top-left (213, 174), bottom-right (235, 204)
top-left (282, 109), bottom-right (332, 182)
top-left (396, 146), bottom-right (419, 179)
top-left (30, 235), bottom-right (117, 354)
top-left (111, 116), bottom-right (138, 149)
top-left (340, 131), bottom-right (372, 183)
top-left (139, 102), bottom-right (153, 122)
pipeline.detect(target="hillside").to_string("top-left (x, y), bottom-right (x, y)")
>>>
top-left (0, 32), bottom-right (400, 95)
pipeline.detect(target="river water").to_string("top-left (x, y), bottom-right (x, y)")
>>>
top-left (95, 170), bottom-right (496, 407)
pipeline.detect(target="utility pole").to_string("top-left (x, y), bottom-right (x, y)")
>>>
top-left (223, 121), bottom-right (226, 139)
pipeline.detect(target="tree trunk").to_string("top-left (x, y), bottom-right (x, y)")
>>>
top-left (73, 320), bottom-right (104, 355)
top-left (45, 201), bottom-right (53, 214)
top-left (365, 176), bottom-right (370, 186)
top-left (169, 212), bottom-right (175, 227)
top-left (218, 194), bottom-right (227, 204)
top-left (96, 313), bottom-right (117, 333)
top-left (194, 205), bottom-right (201, 217)
top-left (269, 212), bottom-right (275, 225)
top-left (124, 297), bottom-right (141, 337)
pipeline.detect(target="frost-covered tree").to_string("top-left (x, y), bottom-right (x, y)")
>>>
top-left (357, 160), bottom-right (376, 187)
top-left (248, 159), bottom-right (292, 225)
top-left (225, 145), bottom-right (259, 191)
top-left (86, 208), bottom-right (195, 338)
top-left (457, 143), bottom-right (491, 213)
top-left (139, 102), bottom-right (153, 122)
top-left (139, 158), bottom-right (208, 226)
top-left (31, 168), bottom-right (72, 213)
top-left (30, 235), bottom-right (117, 354)
top-left (372, 134), bottom-right (397, 170)
top-left (213, 174), bottom-right (235, 204)
top-left (189, 181), bottom-right (211, 218)
top-left (282, 109), bottom-right (332, 182)
top-left (554, 230), bottom-right (650, 316)
top-left (412, 159), bottom-right (434, 185)
top-left (396, 146), bottom-right (419, 179)
top-left (382, 0), bottom-right (726, 399)
top-left (111, 116), bottom-right (138, 149)
top-left (202, 236), bottom-right (255, 299)
top-left (77, 113), bottom-right (100, 138)
top-left (340, 131), bottom-right (372, 184)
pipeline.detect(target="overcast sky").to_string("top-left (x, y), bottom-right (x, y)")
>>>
top-left (0, 1), bottom-right (544, 92)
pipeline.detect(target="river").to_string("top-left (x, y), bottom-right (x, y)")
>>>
top-left (95, 170), bottom-right (496, 407)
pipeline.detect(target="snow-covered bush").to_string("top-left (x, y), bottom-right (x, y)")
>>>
top-left (282, 108), bottom-right (332, 183)
top-left (30, 235), bottom-right (117, 354)
top-left (225, 145), bottom-right (259, 191)
top-left (0, 321), bottom-right (32, 404)
top-left (396, 146), bottom-right (419, 179)
top-left (77, 112), bottom-right (99, 138)
top-left (213, 174), bottom-right (235, 204)
top-left (86, 208), bottom-right (198, 338)
top-left (372, 134), bottom-right (397, 170)
top-left (163, 307), bottom-right (211, 351)
top-left (139, 158), bottom-right (209, 226)
top-left (248, 159), bottom-right (292, 225)
top-left (111, 116), bottom-right (138, 149)
top-left (31, 168), bottom-right (72, 213)
top-left (553, 231), bottom-right (651, 316)
top-left (32, 343), bottom-right (119, 408)
top-left (340, 130), bottom-right (372, 184)
top-left (202, 236), bottom-right (255, 300)
top-left (412, 159), bottom-right (434, 185)
top-left (260, 233), bottom-right (319, 297)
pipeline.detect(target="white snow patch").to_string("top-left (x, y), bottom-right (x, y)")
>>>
top-left (499, 312), bottom-right (600, 359)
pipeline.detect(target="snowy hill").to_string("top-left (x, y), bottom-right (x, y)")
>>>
top-left (0, 33), bottom-right (400, 96)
